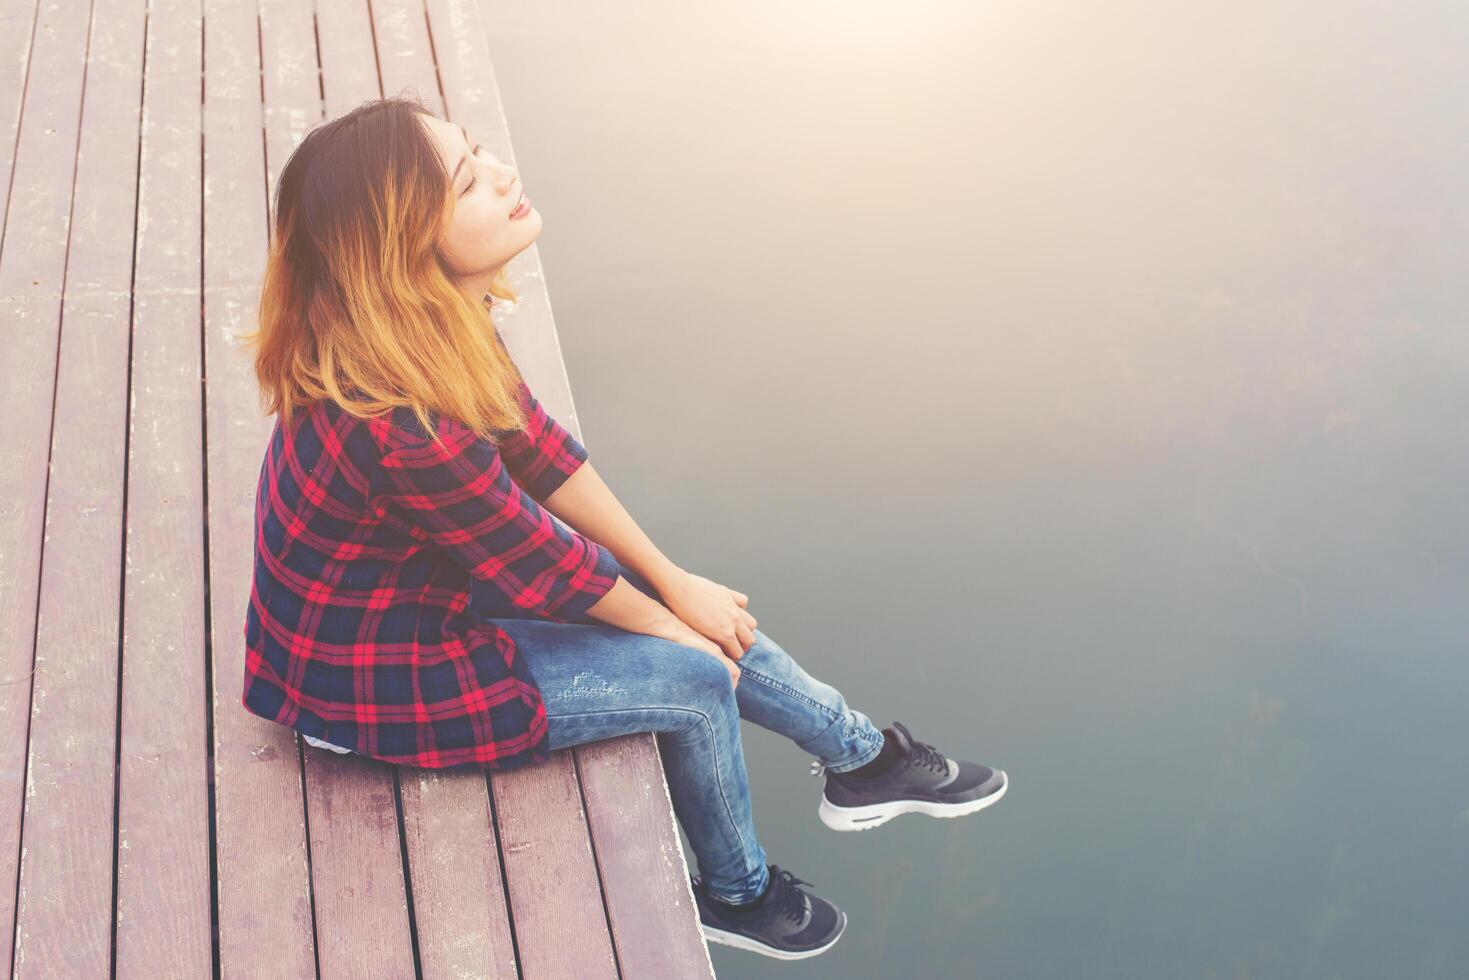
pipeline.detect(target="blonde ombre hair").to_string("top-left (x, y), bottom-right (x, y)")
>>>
top-left (238, 94), bottom-right (528, 449)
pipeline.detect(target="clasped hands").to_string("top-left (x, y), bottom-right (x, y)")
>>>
top-left (656, 570), bottom-right (756, 688)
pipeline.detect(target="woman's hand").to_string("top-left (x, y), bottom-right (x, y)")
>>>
top-left (662, 571), bottom-right (758, 662)
top-left (651, 616), bottom-right (741, 689)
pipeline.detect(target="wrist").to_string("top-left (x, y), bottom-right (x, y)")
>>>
top-left (643, 604), bottom-right (687, 641)
top-left (643, 557), bottom-right (691, 597)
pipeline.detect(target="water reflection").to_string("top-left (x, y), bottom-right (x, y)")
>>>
top-left (486, 1), bottom-right (1469, 975)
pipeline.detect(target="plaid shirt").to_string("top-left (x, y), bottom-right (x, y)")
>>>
top-left (242, 373), bottom-right (620, 771)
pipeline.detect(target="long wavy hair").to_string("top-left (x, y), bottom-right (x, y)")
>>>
top-left (237, 94), bottom-right (528, 448)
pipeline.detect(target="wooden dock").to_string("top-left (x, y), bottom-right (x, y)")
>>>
top-left (0, 1), bottom-right (715, 976)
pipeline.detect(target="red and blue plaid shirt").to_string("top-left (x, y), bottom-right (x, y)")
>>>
top-left (241, 374), bottom-right (620, 770)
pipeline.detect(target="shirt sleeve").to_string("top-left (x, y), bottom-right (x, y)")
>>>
top-left (496, 379), bottom-right (592, 502)
top-left (374, 411), bottom-right (621, 622)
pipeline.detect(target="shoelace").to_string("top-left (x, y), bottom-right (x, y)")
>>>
top-left (760, 865), bottom-right (814, 925)
top-left (904, 736), bottom-right (950, 775)
top-left (698, 865), bottom-right (813, 925)
top-left (808, 722), bottom-right (950, 779)
top-left (887, 720), bottom-right (951, 776)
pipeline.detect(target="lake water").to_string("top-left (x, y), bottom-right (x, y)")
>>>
top-left (483, 2), bottom-right (1469, 976)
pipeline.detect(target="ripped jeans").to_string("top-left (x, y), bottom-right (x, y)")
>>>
top-left (307, 558), bottom-right (886, 904)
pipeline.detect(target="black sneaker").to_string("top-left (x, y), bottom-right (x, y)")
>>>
top-left (690, 863), bottom-right (847, 960)
top-left (812, 721), bottom-right (1009, 832)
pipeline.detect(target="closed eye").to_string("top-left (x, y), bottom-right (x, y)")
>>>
top-left (463, 145), bottom-right (486, 194)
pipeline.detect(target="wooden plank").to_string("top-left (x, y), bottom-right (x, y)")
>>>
top-left (575, 739), bottom-right (714, 976)
top-left (260, 0), bottom-right (326, 184)
top-left (298, 758), bottom-right (414, 977)
top-left (111, 0), bottom-right (215, 974)
top-left (315, 0), bottom-right (380, 107)
top-left (118, 282), bottom-right (212, 976)
top-left (256, 2), bottom-right (419, 976)
top-left (428, 1), bottom-right (715, 974)
top-left (490, 752), bottom-right (618, 977)
top-left (0, 0), bottom-right (39, 225)
top-left (3, 0), bottom-right (119, 973)
top-left (202, 0), bottom-right (317, 974)
top-left (0, 9), bottom-right (52, 937)
top-left (397, 772), bottom-right (520, 979)
top-left (371, 0), bottom-right (444, 116)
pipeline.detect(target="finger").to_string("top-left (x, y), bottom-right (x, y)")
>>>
top-left (720, 630), bottom-right (744, 662)
top-left (730, 590), bottom-right (749, 607)
top-left (724, 596), bottom-right (756, 631)
top-left (735, 620), bottom-right (756, 652)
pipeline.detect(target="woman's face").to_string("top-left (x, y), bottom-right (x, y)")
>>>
top-left (418, 112), bottom-right (541, 299)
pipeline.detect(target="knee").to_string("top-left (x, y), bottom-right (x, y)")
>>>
top-left (661, 645), bottom-right (737, 716)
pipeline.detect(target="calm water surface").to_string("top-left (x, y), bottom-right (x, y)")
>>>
top-left (482, 2), bottom-right (1469, 976)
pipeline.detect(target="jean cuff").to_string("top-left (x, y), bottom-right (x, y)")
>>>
top-left (822, 725), bottom-right (886, 773)
top-left (708, 862), bottom-right (771, 905)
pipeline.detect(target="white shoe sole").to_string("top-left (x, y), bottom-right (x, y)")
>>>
top-left (818, 770), bottom-right (1009, 832)
top-left (700, 913), bottom-right (846, 960)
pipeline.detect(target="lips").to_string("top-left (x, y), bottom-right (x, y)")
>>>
top-left (509, 186), bottom-right (528, 217)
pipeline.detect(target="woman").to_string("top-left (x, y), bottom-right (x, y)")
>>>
top-left (238, 95), bottom-right (1008, 961)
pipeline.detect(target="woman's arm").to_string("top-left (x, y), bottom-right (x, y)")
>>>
top-left (542, 461), bottom-right (690, 601)
top-left (489, 366), bottom-right (755, 660)
top-left (543, 462), bottom-right (758, 662)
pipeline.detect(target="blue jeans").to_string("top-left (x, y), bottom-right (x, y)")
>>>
top-left (310, 559), bottom-right (887, 904)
